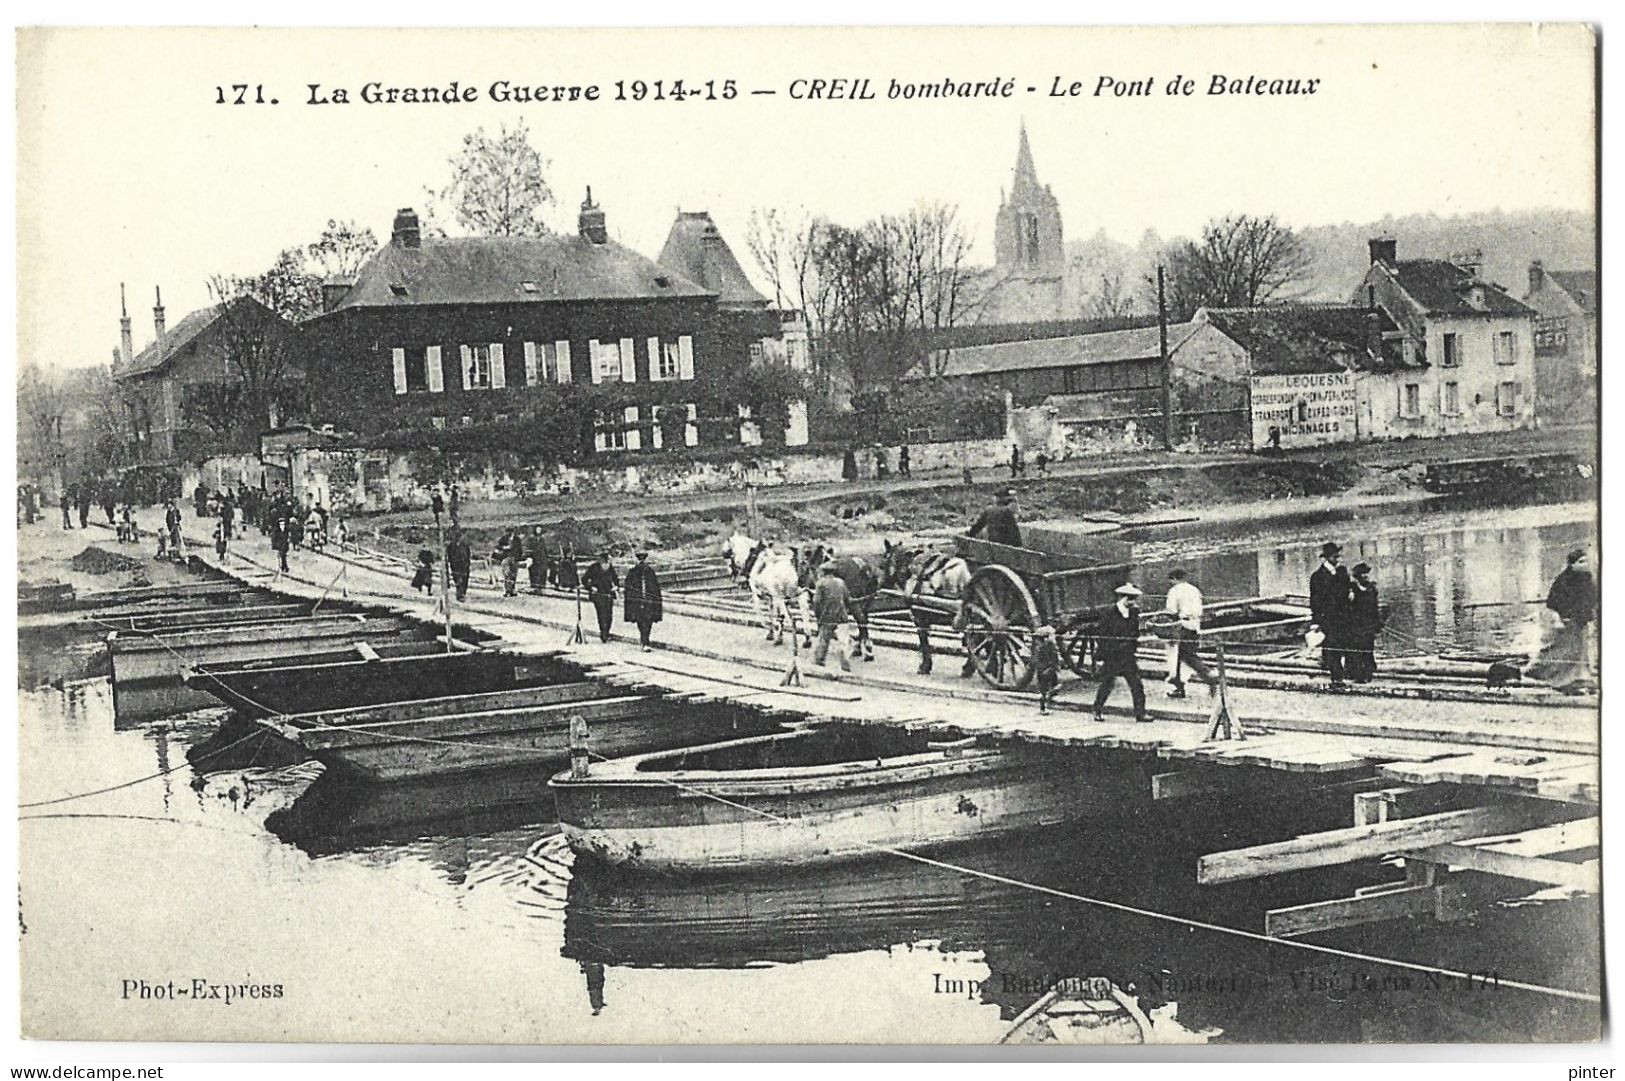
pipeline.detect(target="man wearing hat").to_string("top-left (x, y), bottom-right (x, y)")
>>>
top-left (624, 549), bottom-right (663, 652)
top-left (1092, 583), bottom-right (1148, 723)
top-left (812, 561), bottom-right (855, 672)
top-left (967, 488), bottom-right (1023, 548)
top-left (1309, 541), bottom-right (1353, 689)
top-left (582, 550), bottom-right (620, 644)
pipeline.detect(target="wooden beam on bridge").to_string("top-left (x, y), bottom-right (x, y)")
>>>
top-left (1264, 883), bottom-right (1441, 938)
top-left (1197, 803), bottom-right (1549, 886)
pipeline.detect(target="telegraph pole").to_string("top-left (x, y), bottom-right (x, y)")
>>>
top-left (1158, 265), bottom-right (1173, 451)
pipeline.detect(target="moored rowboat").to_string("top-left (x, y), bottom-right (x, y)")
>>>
top-left (550, 726), bottom-right (1111, 872)
top-left (999, 978), bottom-right (1154, 1045)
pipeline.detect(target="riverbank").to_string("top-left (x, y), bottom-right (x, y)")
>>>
top-left (367, 425), bottom-right (1596, 564)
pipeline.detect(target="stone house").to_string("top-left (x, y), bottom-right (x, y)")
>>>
top-left (1522, 261), bottom-right (1597, 420)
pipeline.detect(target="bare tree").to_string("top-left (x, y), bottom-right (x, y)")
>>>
top-left (747, 207), bottom-right (836, 390)
top-left (192, 248), bottom-right (314, 438)
top-left (17, 362), bottom-right (66, 486)
top-left (306, 218), bottom-right (379, 280)
top-left (1084, 270), bottom-right (1139, 319)
top-left (1147, 213), bottom-right (1313, 317)
top-left (429, 120), bottom-right (555, 238)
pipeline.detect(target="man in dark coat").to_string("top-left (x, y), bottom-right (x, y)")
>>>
top-left (193, 483), bottom-right (209, 518)
top-left (76, 482), bottom-right (92, 529)
top-left (59, 488), bottom-right (72, 529)
top-left (1347, 562), bottom-right (1381, 683)
top-left (1092, 583), bottom-right (1148, 722)
top-left (623, 550), bottom-right (663, 651)
top-left (1541, 547), bottom-right (1596, 691)
top-left (527, 527), bottom-right (549, 593)
top-left (101, 486), bottom-right (116, 527)
top-left (446, 527), bottom-right (473, 602)
top-left (1309, 541), bottom-right (1353, 688)
top-left (582, 552), bottom-right (620, 643)
top-left (269, 511), bottom-right (289, 572)
top-left (967, 489), bottom-right (1023, 548)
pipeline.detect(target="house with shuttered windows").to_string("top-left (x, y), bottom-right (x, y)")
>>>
top-left (301, 192), bottom-right (773, 455)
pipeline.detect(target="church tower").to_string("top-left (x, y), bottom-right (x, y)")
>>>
top-left (989, 124), bottom-right (1065, 321)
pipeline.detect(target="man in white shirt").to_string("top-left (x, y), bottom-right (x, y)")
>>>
top-left (1164, 568), bottom-right (1215, 698)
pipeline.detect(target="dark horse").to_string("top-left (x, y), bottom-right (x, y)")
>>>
top-left (802, 544), bottom-right (880, 662)
top-left (881, 540), bottom-right (974, 676)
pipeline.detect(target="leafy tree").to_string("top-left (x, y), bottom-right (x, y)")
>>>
top-left (306, 219), bottom-right (378, 280)
top-left (429, 120), bottom-right (555, 237)
top-left (1148, 213), bottom-right (1312, 318)
top-left (737, 359), bottom-right (811, 446)
top-left (16, 362), bottom-right (66, 486)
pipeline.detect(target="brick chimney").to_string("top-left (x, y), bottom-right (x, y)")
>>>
top-left (579, 186), bottom-right (608, 245)
top-left (321, 279), bottom-right (353, 313)
top-left (118, 283), bottom-right (133, 365)
top-left (391, 208), bottom-right (421, 249)
top-left (1528, 259), bottom-right (1546, 296)
top-left (153, 285), bottom-right (166, 340)
top-left (699, 220), bottom-right (725, 289)
top-left (1368, 237), bottom-right (1397, 268)
top-left (1452, 249), bottom-right (1484, 280)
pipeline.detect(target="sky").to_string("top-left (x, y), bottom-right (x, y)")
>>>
top-left (16, 24), bottom-right (1597, 372)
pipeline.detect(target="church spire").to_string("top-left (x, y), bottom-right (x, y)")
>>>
top-left (1011, 121), bottom-right (1040, 197)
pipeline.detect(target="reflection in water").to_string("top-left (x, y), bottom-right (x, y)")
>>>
top-left (1132, 502), bottom-right (1593, 658)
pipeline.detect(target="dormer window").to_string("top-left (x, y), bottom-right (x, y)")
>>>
top-left (521, 281), bottom-right (540, 294)
top-left (654, 275), bottom-right (671, 288)
top-left (390, 284), bottom-right (408, 298)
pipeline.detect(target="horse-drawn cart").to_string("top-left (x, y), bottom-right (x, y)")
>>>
top-left (893, 523), bottom-right (1133, 691)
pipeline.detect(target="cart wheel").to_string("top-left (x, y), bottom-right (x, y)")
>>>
top-left (1060, 618), bottom-right (1098, 678)
top-left (960, 565), bottom-right (1039, 691)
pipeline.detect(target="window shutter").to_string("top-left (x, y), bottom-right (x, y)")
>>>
top-left (679, 335), bottom-right (695, 380)
top-left (490, 343), bottom-right (506, 389)
top-left (685, 403), bottom-right (698, 447)
top-left (460, 345), bottom-right (473, 390)
top-left (427, 346), bottom-right (444, 393)
top-left (647, 337), bottom-right (662, 382)
top-left (523, 342), bottom-right (538, 386)
top-left (624, 405), bottom-right (641, 451)
top-left (1437, 381), bottom-right (1445, 416)
top-left (651, 407), bottom-right (664, 449)
top-left (620, 337), bottom-right (636, 383)
top-left (391, 348), bottom-right (407, 395)
top-left (556, 341), bottom-right (572, 384)
top-left (594, 428), bottom-right (607, 452)
top-left (589, 339), bottom-right (602, 384)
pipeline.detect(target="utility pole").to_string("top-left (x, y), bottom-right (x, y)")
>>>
top-left (1158, 265), bottom-right (1173, 451)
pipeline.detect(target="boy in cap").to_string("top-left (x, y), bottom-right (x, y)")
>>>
top-left (1093, 583), bottom-right (1148, 723)
top-left (1033, 625), bottom-right (1060, 714)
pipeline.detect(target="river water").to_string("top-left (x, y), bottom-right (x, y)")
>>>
top-left (16, 500), bottom-right (1600, 1045)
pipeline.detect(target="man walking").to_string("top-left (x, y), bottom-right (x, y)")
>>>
top-left (269, 510), bottom-right (289, 573)
top-left (898, 444), bottom-right (911, 478)
top-left (583, 551), bottom-right (620, 644)
top-left (1093, 583), bottom-right (1148, 722)
top-left (624, 550), bottom-right (663, 652)
top-left (446, 527), bottom-right (473, 603)
top-left (1009, 442), bottom-right (1024, 479)
top-left (967, 489), bottom-right (1023, 547)
top-left (59, 488), bottom-right (72, 530)
top-left (812, 562), bottom-right (854, 672)
top-left (1163, 568), bottom-right (1215, 697)
top-left (1309, 541), bottom-right (1352, 689)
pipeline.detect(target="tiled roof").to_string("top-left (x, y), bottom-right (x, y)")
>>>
top-left (1389, 259), bottom-right (1534, 318)
top-left (334, 234), bottom-right (713, 310)
top-left (1548, 270), bottom-right (1597, 314)
top-left (933, 321), bottom-right (1201, 377)
top-left (1202, 305), bottom-right (1413, 376)
top-left (656, 211), bottom-right (769, 308)
top-left (114, 304), bottom-right (226, 379)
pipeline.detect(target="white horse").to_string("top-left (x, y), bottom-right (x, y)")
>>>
top-left (724, 533), bottom-right (812, 647)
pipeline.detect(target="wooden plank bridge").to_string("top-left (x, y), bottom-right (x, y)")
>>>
top-left (30, 519), bottom-right (1601, 940)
